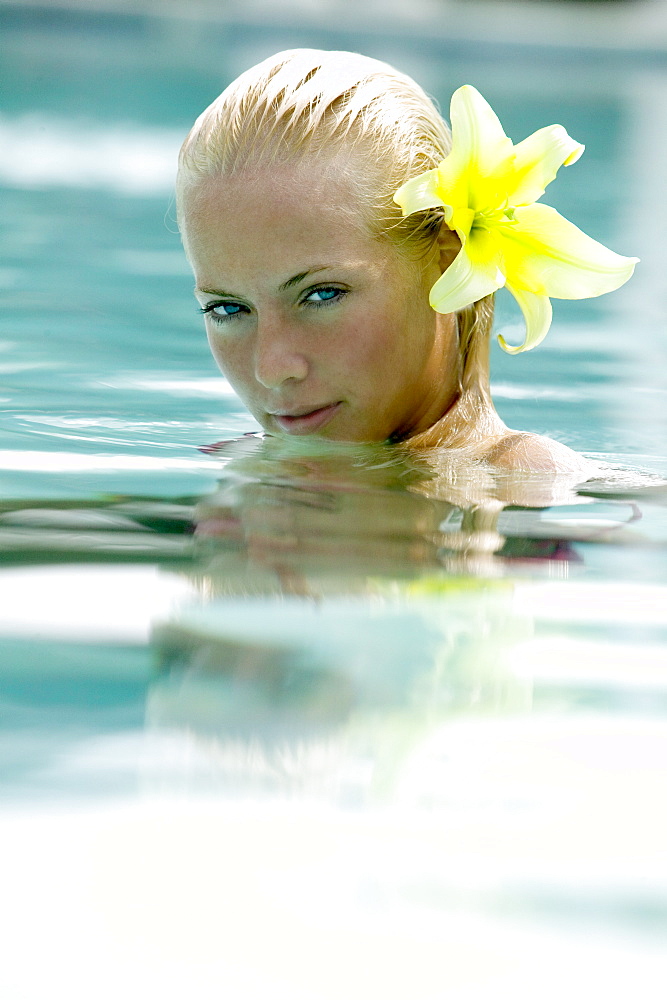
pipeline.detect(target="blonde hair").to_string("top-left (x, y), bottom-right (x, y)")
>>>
top-left (177, 49), bottom-right (494, 411)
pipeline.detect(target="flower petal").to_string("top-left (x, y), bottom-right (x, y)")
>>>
top-left (394, 168), bottom-right (445, 216)
top-left (429, 229), bottom-right (505, 314)
top-left (499, 285), bottom-right (552, 353)
top-left (499, 203), bottom-right (638, 299)
top-left (448, 86), bottom-right (514, 211)
top-left (510, 125), bottom-right (584, 206)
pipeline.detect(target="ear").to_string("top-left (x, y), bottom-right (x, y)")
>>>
top-left (436, 223), bottom-right (462, 273)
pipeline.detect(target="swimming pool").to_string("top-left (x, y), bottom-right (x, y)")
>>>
top-left (1, 6), bottom-right (666, 999)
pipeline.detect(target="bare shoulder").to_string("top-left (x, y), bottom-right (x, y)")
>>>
top-left (483, 431), bottom-right (596, 477)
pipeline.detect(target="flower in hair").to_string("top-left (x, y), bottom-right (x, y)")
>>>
top-left (394, 85), bottom-right (638, 353)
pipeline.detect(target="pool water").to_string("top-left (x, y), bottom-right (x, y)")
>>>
top-left (1, 7), bottom-right (666, 999)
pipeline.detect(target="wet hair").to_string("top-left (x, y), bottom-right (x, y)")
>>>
top-left (177, 49), bottom-right (494, 406)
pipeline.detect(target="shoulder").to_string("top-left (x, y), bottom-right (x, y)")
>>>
top-left (483, 431), bottom-right (596, 477)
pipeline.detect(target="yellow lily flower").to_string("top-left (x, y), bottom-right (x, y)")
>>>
top-left (394, 85), bottom-right (638, 353)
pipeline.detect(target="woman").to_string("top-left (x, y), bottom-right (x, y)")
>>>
top-left (176, 49), bottom-right (636, 476)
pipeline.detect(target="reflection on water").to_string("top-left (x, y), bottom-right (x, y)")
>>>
top-left (146, 437), bottom-right (666, 796)
top-left (2, 436), bottom-right (665, 797)
top-left (1, 438), bottom-right (666, 996)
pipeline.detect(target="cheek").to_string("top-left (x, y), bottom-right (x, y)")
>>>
top-left (323, 316), bottom-right (391, 389)
top-left (206, 329), bottom-right (251, 388)
top-left (206, 329), bottom-right (227, 372)
top-left (206, 327), bottom-right (223, 361)
top-left (354, 324), bottom-right (394, 371)
top-left (351, 296), bottom-right (429, 373)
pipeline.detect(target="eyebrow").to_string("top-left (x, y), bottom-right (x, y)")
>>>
top-left (196, 267), bottom-right (329, 299)
top-left (278, 267), bottom-right (328, 291)
top-left (197, 286), bottom-right (234, 298)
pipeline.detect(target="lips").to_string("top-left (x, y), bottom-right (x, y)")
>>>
top-left (270, 402), bottom-right (342, 435)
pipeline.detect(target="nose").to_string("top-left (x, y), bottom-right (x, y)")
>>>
top-left (254, 317), bottom-right (309, 389)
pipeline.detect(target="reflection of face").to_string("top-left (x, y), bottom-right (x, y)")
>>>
top-left (181, 161), bottom-right (460, 442)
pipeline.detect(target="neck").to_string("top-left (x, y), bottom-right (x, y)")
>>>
top-left (407, 297), bottom-right (505, 449)
top-left (405, 383), bottom-right (506, 450)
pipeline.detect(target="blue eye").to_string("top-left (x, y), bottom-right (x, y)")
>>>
top-left (199, 301), bottom-right (247, 324)
top-left (303, 287), bottom-right (345, 306)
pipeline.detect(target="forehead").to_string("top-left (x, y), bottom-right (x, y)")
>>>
top-left (185, 157), bottom-right (361, 218)
top-left (180, 159), bottom-right (390, 276)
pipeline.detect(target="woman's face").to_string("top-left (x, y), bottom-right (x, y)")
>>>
top-left (181, 161), bottom-right (460, 442)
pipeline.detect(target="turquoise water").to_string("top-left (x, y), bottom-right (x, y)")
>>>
top-left (1, 8), bottom-right (667, 999)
